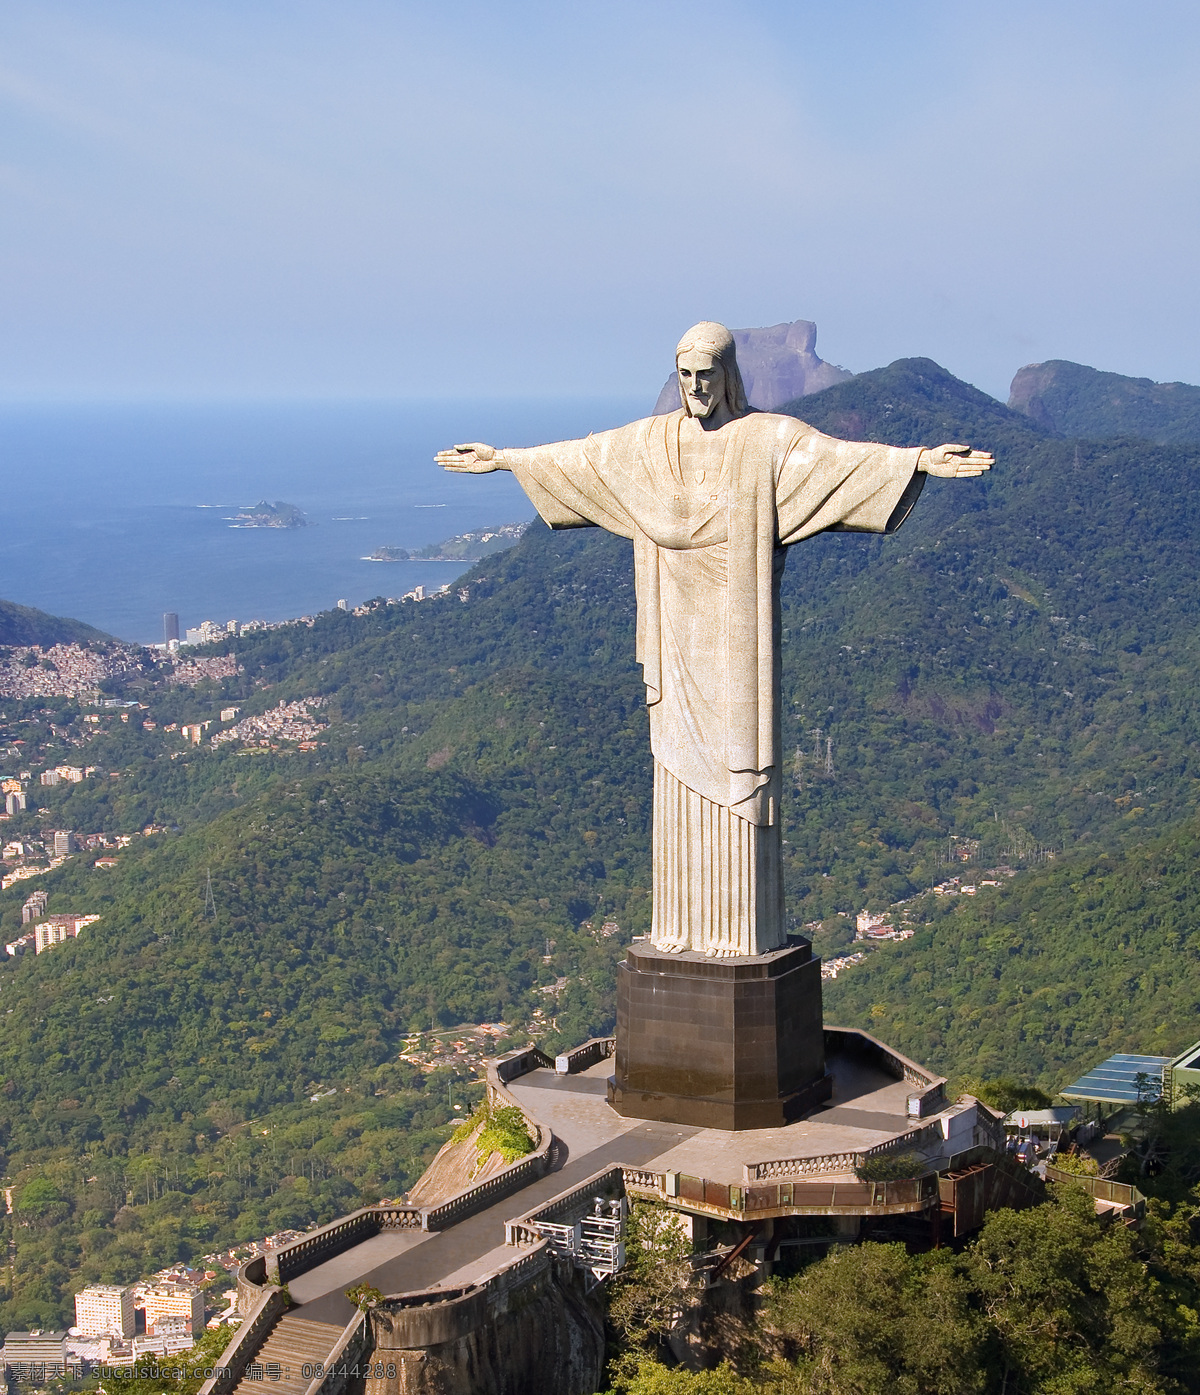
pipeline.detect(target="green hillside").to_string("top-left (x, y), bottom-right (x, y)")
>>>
top-left (4, 355), bottom-right (1200, 1327)
top-left (1008, 357), bottom-right (1200, 443)
top-left (825, 816), bottom-right (1200, 1085)
top-left (0, 597), bottom-right (112, 648)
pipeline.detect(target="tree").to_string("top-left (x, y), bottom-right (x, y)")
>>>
top-left (605, 1359), bottom-right (755, 1394)
top-left (956, 1077), bottom-right (1053, 1116)
top-left (964, 1185), bottom-right (1176, 1393)
top-left (764, 1242), bottom-right (985, 1395)
top-left (607, 1205), bottom-right (703, 1357)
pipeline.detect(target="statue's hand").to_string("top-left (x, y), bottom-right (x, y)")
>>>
top-left (919, 443), bottom-right (994, 478)
top-left (434, 443), bottom-right (504, 474)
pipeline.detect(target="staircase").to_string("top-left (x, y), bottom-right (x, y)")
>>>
top-left (231, 1315), bottom-right (345, 1395)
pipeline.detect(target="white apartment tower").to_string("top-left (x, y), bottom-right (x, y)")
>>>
top-left (75, 1284), bottom-right (135, 1338)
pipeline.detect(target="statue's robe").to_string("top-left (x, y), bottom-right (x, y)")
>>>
top-left (505, 409), bottom-right (925, 955)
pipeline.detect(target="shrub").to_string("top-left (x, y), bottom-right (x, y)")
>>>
top-left (855, 1150), bottom-right (926, 1181)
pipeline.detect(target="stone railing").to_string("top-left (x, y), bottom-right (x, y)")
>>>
top-left (743, 1151), bottom-right (863, 1182)
top-left (225, 1045), bottom-right (562, 1392)
top-left (198, 1285), bottom-right (290, 1395)
top-left (235, 1047), bottom-right (555, 1305)
top-left (824, 1026), bottom-right (947, 1105)
top-left (369, 1244), bottom-right (553, 1351)
top-left (554, 1036), bottom-right (615, 1074)
top-left (624, 1168), bottom-right (937, 1217)
top-left (860, 1119), bottom-right (946, 1162)
top-left (620, 1167), bottom-right (666, 1193)
top-left (425, 1144), bottom-right (551, 1231)
top-left (506, 1165), bottom-right (625, 1246)
top-left (742, 1121), bottom-right (964, 1182)
top-left (743, 1117), bottom-right (951, 1186)
top-left (423, 1048), bottom-right (555, 1231)
top-left (493, 1045), bottom-right (555, 1086)
top-left (236, 1255), bottom-right (268, 1312)
top-left (299, 1308), bottom-right (370, 1395)
top-left (267, 1205), bottom-right (421, 1286)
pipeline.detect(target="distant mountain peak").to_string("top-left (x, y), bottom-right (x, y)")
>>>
top-left (779, 356), bottom-right (1039, 451)
top-left (652, 318), bottom-right (852, 414)
top-left (1009, 359), bottom-right (1200, 444)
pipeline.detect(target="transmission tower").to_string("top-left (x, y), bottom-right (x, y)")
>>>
top-left (204, 868), bottom-right (217, 918)
top-left (824, 736), bottom-right (834, 778)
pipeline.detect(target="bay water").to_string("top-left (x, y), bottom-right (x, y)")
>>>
top-left (0, 396), bottom-right (642, 645)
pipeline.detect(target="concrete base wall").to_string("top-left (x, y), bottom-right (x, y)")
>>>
top-left (609, 940), bottom-right (830, 1130)
top-left (362, 1258), bottom-right (604, 1395)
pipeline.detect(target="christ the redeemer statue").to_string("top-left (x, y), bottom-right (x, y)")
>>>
top-left (437, 323), bottom-right (991, 959)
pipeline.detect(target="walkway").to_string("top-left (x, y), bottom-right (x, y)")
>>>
top-left (287, 1047), bottom-right (916, 1326)
top-left (288, 1080), bottom-right (695, 1326)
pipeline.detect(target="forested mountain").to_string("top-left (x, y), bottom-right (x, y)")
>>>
top-left (0, 597), bottom-right (112, 647)
top-left (4, 354), bottom-right (1200, 1328)
top-left (1008, 357), bottom-right (1200, 443)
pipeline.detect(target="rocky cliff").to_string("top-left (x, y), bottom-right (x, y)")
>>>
top-left (364, 1256), bottom-right (605, 1395)
top-left (1008, 359), bottom-right (1200, 443)
top-left (653, 318), bottom-right (852, 414)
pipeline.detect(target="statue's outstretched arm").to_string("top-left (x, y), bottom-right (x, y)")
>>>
top-left (918, 443), bottom-right (994, 478)
top-left (434, 443), bottom-right (512, 474)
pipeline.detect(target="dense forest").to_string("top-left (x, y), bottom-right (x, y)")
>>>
top-left (2, 354), bottom-right (1200, 1331)
top-left (1008, 356), bottom-right (1200, 443)
top-left (0, 599), bottom-right (111, 648)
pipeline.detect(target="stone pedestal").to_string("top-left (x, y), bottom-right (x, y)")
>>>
top-left (607, 939), bottom-right (832, 1130)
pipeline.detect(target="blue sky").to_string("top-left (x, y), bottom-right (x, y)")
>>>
top-left (2, 0), bottom-right (1199, 402)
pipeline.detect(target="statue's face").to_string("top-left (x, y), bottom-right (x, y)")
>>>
top-left (676, 350), bottom-right (727, 419)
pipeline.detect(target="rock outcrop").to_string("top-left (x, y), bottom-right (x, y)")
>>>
top-left (653, 319), bottom-right (852, 414)
top-left (1009, 360), bottom-right (1200, 444)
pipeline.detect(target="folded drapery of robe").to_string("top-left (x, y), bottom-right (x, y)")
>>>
top-left (506, 409), bottom-right (923, 955)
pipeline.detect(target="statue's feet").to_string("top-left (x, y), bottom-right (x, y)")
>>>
top-left (655, 938), bottom-right (687, 954)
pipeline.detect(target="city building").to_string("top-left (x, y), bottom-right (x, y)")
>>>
top-left (142, 1284), bottom-right (205, 1337)
top-left (1168, 1039), bottom-right (1200, 1105)
top-left (855, 909), bottom-right (893, 940)
top-left (75, 1284), bottom-right (135, 1338)
top-left (163, 612), bottom-right (180, 644)
top-left (34, 914), bottom-right (100, 954)
top-left (39, 770), bottom-right (60, 787)
top-left (183, 620), bottom-right (225, 646)
top-left (5, 791), bottom-right (26, 815)
top-left (21, 889), bottom-right (48, 924)
top-left (53, 830), bottom-right (76, 857)
top-left (2, 1331), bottom-right (69, 1375)
top-left (145, 1316), bottom-right (195, 1353)
top-left (220, 706), bottom-right (240, 722)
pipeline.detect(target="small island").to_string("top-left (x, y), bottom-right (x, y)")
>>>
top-left (364, 520), bottom-right (529, 562)
top-left (226, 500), bottom-right (308, 529)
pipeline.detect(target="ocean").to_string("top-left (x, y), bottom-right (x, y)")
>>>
top-left (0, 396), bottom-right (643, 645)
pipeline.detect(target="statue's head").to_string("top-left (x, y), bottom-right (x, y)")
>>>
top-left (674, 322), bottom-right (749, 419)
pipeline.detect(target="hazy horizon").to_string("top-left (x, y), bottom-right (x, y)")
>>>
top-left (3, 2), bottom-right (1199, 405)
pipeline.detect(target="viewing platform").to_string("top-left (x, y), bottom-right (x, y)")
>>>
top-left (202, 1026), bottom-right (1020, 1395)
